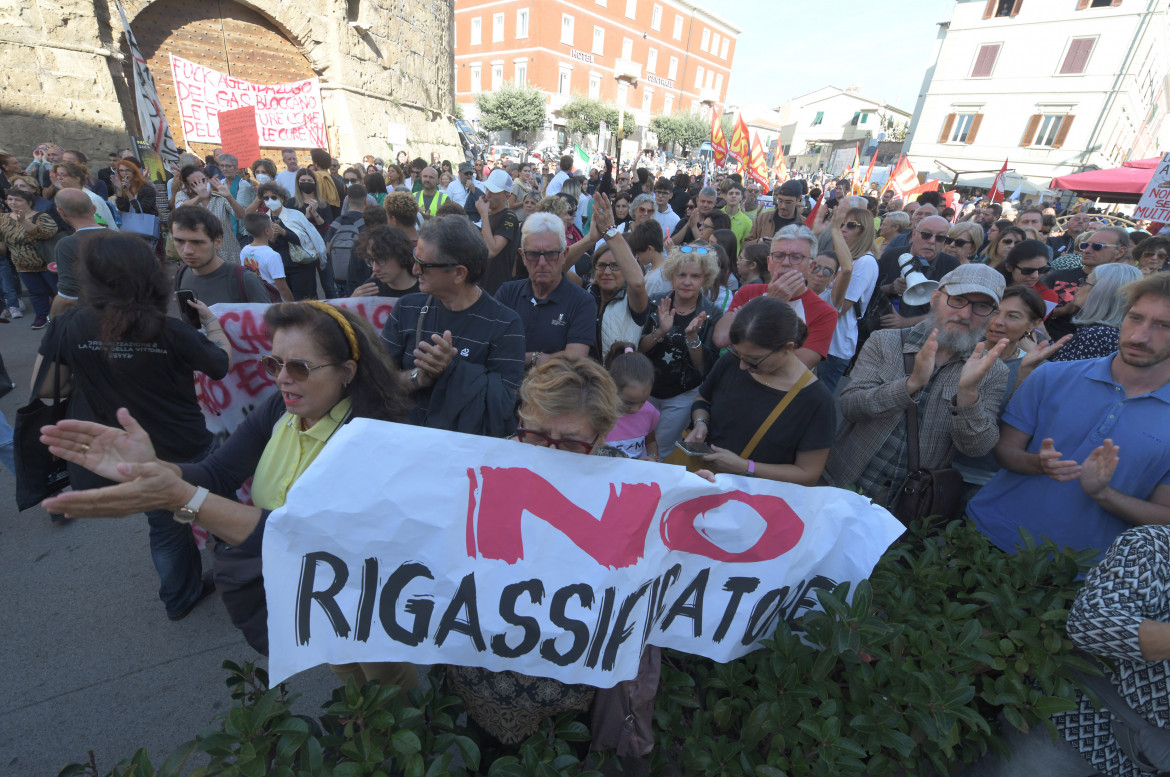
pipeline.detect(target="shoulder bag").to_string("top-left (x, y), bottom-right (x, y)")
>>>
top-left (120, 197), bottom-right (161, 244)
top-left (13, 321), bottom-right (71, 510)
top-left (890, 333), bottom-right (964, 527)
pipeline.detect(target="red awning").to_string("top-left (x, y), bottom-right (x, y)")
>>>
top-left (1049, 157), bottom-right (1161, 203)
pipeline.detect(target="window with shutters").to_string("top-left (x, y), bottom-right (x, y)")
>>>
top-left (642, 89), bottom-right (653, 112)
top-left (1020, 114), bottom-right (1075, 148)
top-left (720, 38), bottom-right (729, 59)
top-left (622, 37), bottom-right (633, 60)
top-left (668, 56), bottom-right (678, 79)
top-left (589, 73), bottom-right (601, 99)
top-left (493, 14), bottom-right (504, 43)
top-left (514, 62), bottom-right (527, 86)
top-left (701, 28), bottom-right (711, 52)
top-left (984, 0), bottom-right (1022, 17)
top-left (593, 26), bottom-right (605, 55)
top-left (939, 113), bottom-right (984, 143)
top-left (559, 66), bottom-right (573, 95)
top-left (626, 0), bottom-right (637, 19)
top-left (470, 65), bottom-right (481, 93)
top-left (851, 112), bottom-right (860, 126)
top-left (673, 15), bottom-right (683, 39)
top-left (1060, 37), bottom-right (1096, 74)
top-left (647, 47), bottom-right (657, 73)
top-left (971, 43), bottom-right (1001, 78)
top-left (491, 62), bottom-right (503, 91)
top-left (695, 65), bottom-right (704, 89)
top-left (470, 17), bottom-right (482, 45)
top-left (651, 5), bottom-right (662, 30)
top-left (516, 9), bottom-right (529, 39)
top-left (663, 93), bottom-right (673, 114)
top-left (812, 111), bottom-right (824, 126)
top-left (1080, 0), bottom-right (1122, 7)
top-left (561, 15), bottom-right (574, 46)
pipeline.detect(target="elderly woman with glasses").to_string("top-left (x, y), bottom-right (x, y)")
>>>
top-left (639, 245), bottom-right (723, 454)
top-left (945, 222), bottom-right (984, 264)
top-left (1049, 262), bottom-right (1143, 362)
top-left (684, 296), bottom-right (836, 484)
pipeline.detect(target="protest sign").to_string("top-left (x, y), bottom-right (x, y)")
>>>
top-left (1133, 153), bottom-right (1170, 223)
top-left (263, 421), bottom-right (905, 686)
top-left (197, 299), bottom-right (396, 437)
top-left (169, 55), bottom-right (327, 149)
top-left (132, 137), bottom-right (169, 187)
top-left (218, 105), bottom-right (261, 169)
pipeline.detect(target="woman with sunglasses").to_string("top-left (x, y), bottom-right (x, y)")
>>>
top-left (944, 223), bottom-right (984, 264)
top-left (683, 296), bottom-right (835, 484)
top-left (39, 301), bottom-right (412, 685)
top-left (639, 246), bottom-right (723, 454)
top-left (31, 233), bottom-right (230, 622)
top-left (612, 192), bottom-right (632, 230)
top-left (982, 226), bottom-right (1026, 268)
top-left (999, 240), bottom-right (1059, 306)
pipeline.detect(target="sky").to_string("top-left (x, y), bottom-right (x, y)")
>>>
top-left (697, 0), bottom-right (958, 112)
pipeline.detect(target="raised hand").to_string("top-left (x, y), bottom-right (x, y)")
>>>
top-left (684, 310), bottom-right (708, 337)
top-left (1038, 437), bottom-right (1081, 482)
top-left (656, 296), bottom-right (675, 333)
top-left (907, 329), bottom-right (939, 395)
top-left (40, 407), bottom-right (159, 483)
top-left (958, 338), bottom-right (1009, 392)
top-left (1021, 334), bottom-right (1072, 372)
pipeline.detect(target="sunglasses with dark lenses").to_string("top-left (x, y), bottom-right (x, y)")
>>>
top-left (943, 237), bottom-right (973, 248)
top-left (810, 265), bottom-right (836, 277)
top-left (413, 255), bottom-right (458, 270)
top-left (1015, 264), bottom-right (1052, 276)
top-left (516, 427), bottom-right (594, 455)
top-left (1080, 241), bottom-right (1120, 252)
top-left (916, 231), bottom-right (948, 242)
top-left (843, 221), bottom-right (864, 230)
top-left (261, 355), bottom-right (340, 381)
top-left (685, 203), bottom-right (697, 210)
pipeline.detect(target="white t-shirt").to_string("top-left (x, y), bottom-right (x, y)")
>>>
top-left (654, 207), bottom-right (680, 236)
top-left (240, 244), bottom-right (286, 285)
top-left (819, 253), bottom-right (878, 360)
top-left (545, 170), bottom-right (570, 197)
top-left (275, 170), bottom-right (299, 197)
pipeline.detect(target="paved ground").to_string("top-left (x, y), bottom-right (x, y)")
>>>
top-left (0, 315), bottom-right (342, 777)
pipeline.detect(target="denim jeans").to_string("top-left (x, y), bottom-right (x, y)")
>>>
top-left (145, 441), bottom-right (216, 617)
top-left (818, 354), bottom-right (851, 397)
top-left (0, 256), bottom-right (21, 309)
top-left (0, 410), bottom-right (14, 475)
top-left (18, 270), bottom-right (57, 318)
top-left (317, 261), bottom-right (339, 299)
top-left (650, 387), bottom-right (700, 457)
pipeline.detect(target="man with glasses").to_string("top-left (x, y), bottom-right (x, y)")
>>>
top-left (1043, 226), bottom-right (1131, 341)
top-left (876, 215), bottom-right (961, 327)
top-left (747, 179), bottom-right (804, 244)
top-left (1048, 210), bottom-right (1090, 257)
top-left (653, 177), bottom-right (680, 236)
top-left (445, 161), bottom-right (485, 209)
top-left (381, 215), bottom-right (525, 436)
top-left (824, 264), bottom-right (1009, 506)
top-left (970, 270), bottom-right (1170, 560)
top-left (673, 186), bottom-right (718, 245)
top-left (884, 203), bottom-right (937, 254)
top-left (714, 224), bottom-right (839, 370)
top-left (495, 213), bottom-right (597, 369)
top-left (742, 183), bottom-right (764, 223)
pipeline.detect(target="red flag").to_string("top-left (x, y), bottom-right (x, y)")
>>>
top-left (804, 191), bottom-right (825, 228)
top-left (988, 159), bottom-right (1008, 203)
top-left (748, 133), bottom-right (768, 187)
top-left (730, 114), bottom-right (751, 164)
top-left (861, 148), bottom-right (879, 186)
top-left (710, 109), bottom-right (729, 167)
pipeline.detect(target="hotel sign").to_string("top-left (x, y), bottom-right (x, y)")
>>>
top-left (570, 49), bottom-right (595, 64)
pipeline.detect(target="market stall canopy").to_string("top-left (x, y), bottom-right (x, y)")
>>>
top-left (1048, 157), bottom-right (1161, 203)
top-left (927, 169), bottom-right (1049, 195)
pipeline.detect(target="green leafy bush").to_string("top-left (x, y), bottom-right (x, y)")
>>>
top-left (60, 519), bottom-right (1096, 777)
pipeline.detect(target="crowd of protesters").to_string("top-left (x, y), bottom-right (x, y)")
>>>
top-left (4, 139), bottom-right (1170, 775)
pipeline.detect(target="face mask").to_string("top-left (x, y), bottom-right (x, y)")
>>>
top-left (255, 173), bottom-right (272, 185)
top-left (264, 198), bottom-right (282, 211)
top-left (298, 181), bottom-right (316, 194)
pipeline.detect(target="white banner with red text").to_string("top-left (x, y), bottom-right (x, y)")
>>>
top-left (198, 299), bottom-right (397, 438)
top-left (263, 420), bottom-right (905, 686)
top-left (169, 55), bottom-right (327, 148)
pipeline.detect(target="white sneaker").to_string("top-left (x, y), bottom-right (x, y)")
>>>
top-left (18, 299), bottom-right (28, 311)
top-left (8, 307), bottom-right (23, 319)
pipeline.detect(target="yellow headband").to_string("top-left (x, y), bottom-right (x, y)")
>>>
top-left (304, 301), bottom-right (361, 362)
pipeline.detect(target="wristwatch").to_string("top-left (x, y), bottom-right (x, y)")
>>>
top-left (409, 368), bottom-right (420, 387)
top-left (605, 225), bottom-right (621, 240)
top-left (174, 486), bottom-right (210, 524)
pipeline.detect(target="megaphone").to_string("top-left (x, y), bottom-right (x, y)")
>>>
top-left (899, 254), bottom-right (938, 307)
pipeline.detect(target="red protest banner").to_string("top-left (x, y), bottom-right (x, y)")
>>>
top-left (218, 105), bottom-right (261, 167)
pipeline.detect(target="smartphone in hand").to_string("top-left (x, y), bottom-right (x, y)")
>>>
top-left (675, 440), bottom-right (713, 456)
top-left (176, 289), bottom-right (201, 328)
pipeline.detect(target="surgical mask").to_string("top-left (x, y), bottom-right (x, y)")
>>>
top-left (255, 173), bottom-right (272, 185)
top-left (264, 198), bottom-right (282, 211)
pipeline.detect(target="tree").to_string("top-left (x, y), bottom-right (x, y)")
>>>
top-left (474, 84), bottom-right (546, 143)
top-left (650, 113), bottom-right (709, 155)
top-left (560, 96), bottom-right (636, 144)
top-left (880, 113), bottom-right (909, 143)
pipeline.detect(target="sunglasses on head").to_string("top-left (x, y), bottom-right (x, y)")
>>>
top-left (261, 355), bottom-right (340, 381)
top-left (679, 245), bottom-right (712, 254)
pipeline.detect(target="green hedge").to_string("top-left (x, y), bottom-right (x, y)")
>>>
top-left (59, 519), bottom-right (1098, 777)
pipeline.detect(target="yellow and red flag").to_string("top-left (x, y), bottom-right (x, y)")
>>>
top-left (710, 109), bottom-right (729, 167)
top-left (730, 113), bottom-right (750, 164)
top-left (748, 133), bottom-right (768, 187)
top-left (774, 153), bottom-right (789, 183)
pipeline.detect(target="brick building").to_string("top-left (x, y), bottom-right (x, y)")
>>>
top-left (454, 0), bottom-right (739, 148)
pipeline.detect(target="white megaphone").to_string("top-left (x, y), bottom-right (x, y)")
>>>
top-left (898, 254), bottom-right (938, 307)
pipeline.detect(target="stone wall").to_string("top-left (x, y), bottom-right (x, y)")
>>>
top-left (0, 0), bottom-right (460, 165)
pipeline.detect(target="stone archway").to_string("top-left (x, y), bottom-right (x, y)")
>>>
top-left (130, 0), bottom-right (317, 161)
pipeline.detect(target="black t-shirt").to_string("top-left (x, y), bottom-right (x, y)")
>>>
top-left (876, 247), bottom-right (960, 318)
top-left (39, 309), bottom-right (229, 472)
top-left (481, 208), bottom-right (521, 295)
top-left (1042, 266), bottom-right (1088, 340)
top-left (641, 294), bottom-right (719, 398)
top-left (699, 353), bottom-right (837, 465)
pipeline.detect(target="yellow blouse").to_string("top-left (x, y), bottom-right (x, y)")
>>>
top-left (251, 398), bottom-right (353, 511)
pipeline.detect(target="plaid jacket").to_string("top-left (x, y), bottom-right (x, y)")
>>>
top-left (823, 322), bottom-right (1008, 489)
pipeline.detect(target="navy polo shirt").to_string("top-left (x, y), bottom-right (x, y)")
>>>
top-left (495, 276), bottom-right (598, 355)
top-left (970, 355), bottom-right (1170, 559)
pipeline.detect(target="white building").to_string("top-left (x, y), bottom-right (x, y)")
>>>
top-left (904, 0), bottom-right (1170, 191)
top-left (773, 86), bottom-right (911, 166)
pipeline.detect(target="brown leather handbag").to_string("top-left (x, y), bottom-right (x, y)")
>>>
top-left (890, 341), bottom-right (964, 526)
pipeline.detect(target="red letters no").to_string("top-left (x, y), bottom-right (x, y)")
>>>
top-left (659, 492), bottom-right (804, 562)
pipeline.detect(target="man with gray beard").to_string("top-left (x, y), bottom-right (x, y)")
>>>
top-left (823, 264), bottom-right (1010, 507)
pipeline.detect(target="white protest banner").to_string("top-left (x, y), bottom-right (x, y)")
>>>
top-left (197, 299), bottom-right (396, 437)
top-left (1133, 152), bottom-right (1170, 223)
top-left (263, 420), bottom-right (905, 686)
top-left (169, 55), bottom-right (327, 149)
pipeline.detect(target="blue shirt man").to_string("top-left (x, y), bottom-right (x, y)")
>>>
top-left (970, 279), bottom-right (1170, 558)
